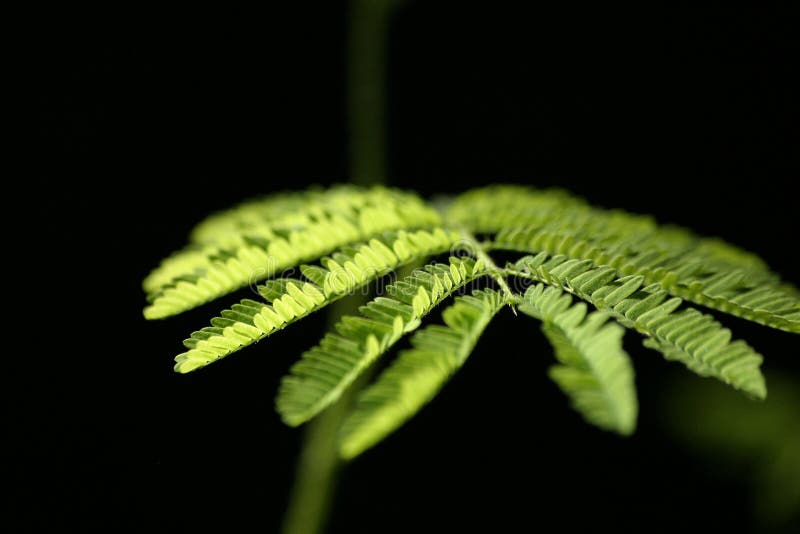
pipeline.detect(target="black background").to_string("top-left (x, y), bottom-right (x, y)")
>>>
top-left (23, 3), bottom-right (799, 532)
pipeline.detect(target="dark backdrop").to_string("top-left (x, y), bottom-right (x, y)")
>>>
top-left (23, 3), bottom-right (799, 532)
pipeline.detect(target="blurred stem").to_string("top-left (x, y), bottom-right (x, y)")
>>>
top-left (348, 0), bottom-right (397, 185)
top-left (282, 2), bottom-right (398, 533)
top-left (281, 294), bottom-right (368, 534)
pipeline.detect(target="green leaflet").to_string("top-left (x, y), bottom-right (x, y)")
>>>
top-left (508, 253), bottom-right (766, 399)
top-left (189, 190), bottom-right (316, 245)
top-left (491, 222), bottom-right (799, 334)
top-left (144, 187), bottom-right (364, 293)
top-left (276, 257), bottom-right (488, 426)
top-left (173, 228), bottom-right (459, 373)
top-left (143, 186), bottom-right (442, 319)
top-left (449, 185), bottom-right (771, 274)
top-left (445, 184), bottom-right (593, 233)
top-left (339, 289), bottom-right (506, 459)
top-left (451, 186), bottom-right (798, 333)
top-left (519, 284), bottom-right (637, 435)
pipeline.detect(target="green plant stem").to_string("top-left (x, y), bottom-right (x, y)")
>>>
top-left (348, 0), bottom-right (397, 185)
top-left (281, 261), bottom-right (420, 533)
top-left (280, 391), bottom-right (348, 534)
top-left (282, 2), bottom-right (398, 532)
top-left (281, 297), bottom-right (367, 534)
top-left (459, 231), bottom-right (520, 305)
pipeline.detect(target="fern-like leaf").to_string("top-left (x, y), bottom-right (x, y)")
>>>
top-left (144, 187), bottom-right (360, 293)
top-left (492, 224), bottom-right (799, 334)
top-left (450, 185), bottom-right (772, 273)
top-left (445, 184), bottom-right (593, 233)
top-left (189, 190), bottom-right (317, 246)
top-left (448, 186), bottom-right (798, 333)
top-left (519, 284), bottom-right (637, 435)
top-left (146, 184), bottom-right (799, 459)
top-left (276, 257), bottom-right (487, 426)
top-left (173, 228), bottom-right (459, 372)
top-left (508, 253), bottom-right (767, 399)
top-left (339, 289), bottom-right (506, 459)
top-left (144, 186), bottom-right (442, 319)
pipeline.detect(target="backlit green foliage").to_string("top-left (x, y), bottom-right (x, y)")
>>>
top-left (520, 283), bottom-right (637, 435)
top-left (146, 185), bottom-right (799, 458)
